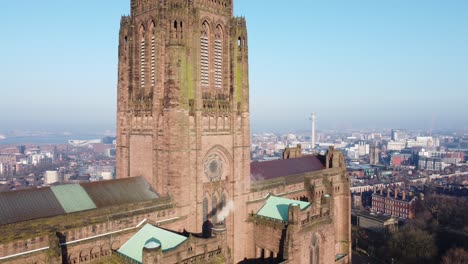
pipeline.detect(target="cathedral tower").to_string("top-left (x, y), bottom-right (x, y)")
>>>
top-left (116, 0), bottom-right (250, 256)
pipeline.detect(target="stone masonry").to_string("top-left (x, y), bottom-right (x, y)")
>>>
top-left (0, 1), bottom-right (351, 263)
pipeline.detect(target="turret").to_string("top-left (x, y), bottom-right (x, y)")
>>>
top-left (142, 238), bottom-right (163, 264)
top-left (231, 16), bottom-right (249, 112)
top-left (288, 203), bottom-right (301, 224)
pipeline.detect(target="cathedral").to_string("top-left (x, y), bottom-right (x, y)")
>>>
top-left (0, 0), bottom-right (351, 263)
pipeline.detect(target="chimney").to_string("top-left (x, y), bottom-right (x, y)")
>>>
top-left (296, 144), bottom-right (302, 158)
top-left (403, 191), bottom-right (406, 200)
top-left (394, 189), bottom-right (398, 199)
top-left (373, 186), bottom-right (376, 193)
top-left (387, 188), bottom-right (390, 198)
top-left (380, 187), bottom-right (383, 195)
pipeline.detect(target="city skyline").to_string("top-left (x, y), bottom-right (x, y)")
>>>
top-left (1, 0), bottom-right (468, 134)
top-left (0, 2), bottom-right (466, 262)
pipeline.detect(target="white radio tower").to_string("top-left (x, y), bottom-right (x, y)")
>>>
top-left (311, 112), bottom-right (316, 149)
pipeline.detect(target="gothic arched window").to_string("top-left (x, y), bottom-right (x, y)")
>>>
top-left (310, 235), bottom-right (320, 264)
top-left (315, 246), bottom-right (320, 264)
top-left (221, 193), bottom-right (226, 211)
top-left (203, 197), bottom-right (208, 222)
top-left (139, 25), bottom-right (146, 92)
top-left (212, 195), bottom-right (218, 223)
top-left (200, 21), bottom-right (210, 87)
top-left (310, 234), bottom-right (320, 264)
top-left (150, 21), bottom-right (156, 88)
top-left (214, 25), bottom-right (223, 89)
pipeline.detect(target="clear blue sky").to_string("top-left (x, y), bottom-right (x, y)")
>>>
top-left (1, 0), bottom-right (467, 134)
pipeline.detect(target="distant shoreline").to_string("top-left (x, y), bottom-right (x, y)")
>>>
top-left (0, 135), bottom-right (108, 145)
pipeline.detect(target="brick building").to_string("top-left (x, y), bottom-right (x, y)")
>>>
top-left (371, 188), bottom-right (417, 219)
top-left (0, 154), bottom-right (17, 176)
top-left (0, 0), bottom-right (351, 263)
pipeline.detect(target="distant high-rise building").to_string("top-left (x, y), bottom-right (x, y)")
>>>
top-left (17, 145), bottom-right (26, 155)
top-left (369, 144), bottom-right (380, 165)
top-left (391, 129), bottom-right (409, 141)
top-left (44, 170), bottom-right (59, 185)
top-left (358, 140), bottom-right (370, 156)
top-left (311, 112), bottom-right (316, 148)
top-left (387, 140), bottom-right (406, 151)
top-left (391, 129), bottom-right (400, 141)
top-left (101, 136), bottom-right (116, 144)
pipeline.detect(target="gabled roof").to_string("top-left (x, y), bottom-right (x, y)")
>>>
top-left (81, 177), bottom-right (159, 208)
top-left (256, 195), bottom-right (311, 221)
top-left (118, 224), bottom-right (187, 263)
top-left (0, 187), bottom-right (65, 225)
top-left (251, 155), bottom-right (325, 181)
top-left (0, 177), bottom-right (159, 226)
top-left (51, 184), bottom-right (96, 213)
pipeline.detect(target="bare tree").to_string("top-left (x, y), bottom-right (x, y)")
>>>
top-left (441, 248), bottom-right (468, 264)
top-left (388, 225), bottom-right (437, 264)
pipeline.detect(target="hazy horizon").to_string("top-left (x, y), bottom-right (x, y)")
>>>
top-left (2, 0), bottom-right (468, 133)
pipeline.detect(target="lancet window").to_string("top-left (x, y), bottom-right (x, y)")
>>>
top-left (140, 25), bottom-right (146, 91)
top-left (200, 21), bottom-right (210, 87)
top-left (214, 25), bottom-right (223, 88)
top-left (150, 21), bottom-right (155, 88)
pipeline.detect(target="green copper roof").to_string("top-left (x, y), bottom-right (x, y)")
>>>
top-left (118, 224), bottom-right (187, 263)
top-left (256, 196), bottom-right (311, 221)
top-left (50, 184), bottom-right (97, 213)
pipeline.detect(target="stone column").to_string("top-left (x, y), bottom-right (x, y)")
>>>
top-left (256, 246), bottom-right (262, 258)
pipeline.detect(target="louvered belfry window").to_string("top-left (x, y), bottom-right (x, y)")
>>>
top-left (214, 25), bottom-right (223, 88)
top-left (140, 36), bottom-right (146, 90)
top-left (151, 34), bottom-right (155, 87)
top-left (201, 22), bottom-right (209, 87)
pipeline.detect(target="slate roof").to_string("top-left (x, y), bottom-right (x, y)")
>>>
top-left (0, 177), bottom-right (159, 226)
top-left (0, 187), bottom-right (65, 225)
top-left (118, 224), bottom-right (187, 263)
top-left (256, 195), bottom-right (311, 221)
top-left (81, 177), bottom-right (159, 208)
top-left (251, 155), bottom-right (325, 181)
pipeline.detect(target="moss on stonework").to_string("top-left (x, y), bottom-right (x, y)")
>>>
top-left (188, 32), bottom-right (198, 101)
top-left (249, 215), bottom-right (286, 229)
top-left (186, 58), bottom-right (194, 101)
top-left (95, 253), bottom-right (131, 264)
top-left (211, 254), bottom-right (227, 264)
top-left (236, 63), bottom-right (242, 104)
top-left (0, 198), bottom-right (173, 244)
top-left (179, 47), bottom-right (188, 108)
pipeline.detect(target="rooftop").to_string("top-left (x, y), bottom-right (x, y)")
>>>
top-left (354, 210), bottom-right (399, 223)
top-left (0, 177), bottom-right (159, 225)
top-left (256, 195), bottom-right (311, 222)
top-left (251, 155), bottom-right (324, 181)
top-left (117, 224), bottom-right (187, 263)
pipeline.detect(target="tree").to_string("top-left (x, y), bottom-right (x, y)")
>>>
top-left (388, 225), bottom-right (437, 264)
top-left (424, 194), bottom-right (468, 231)
top-left (441, 248), bottom-right (468, 264)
